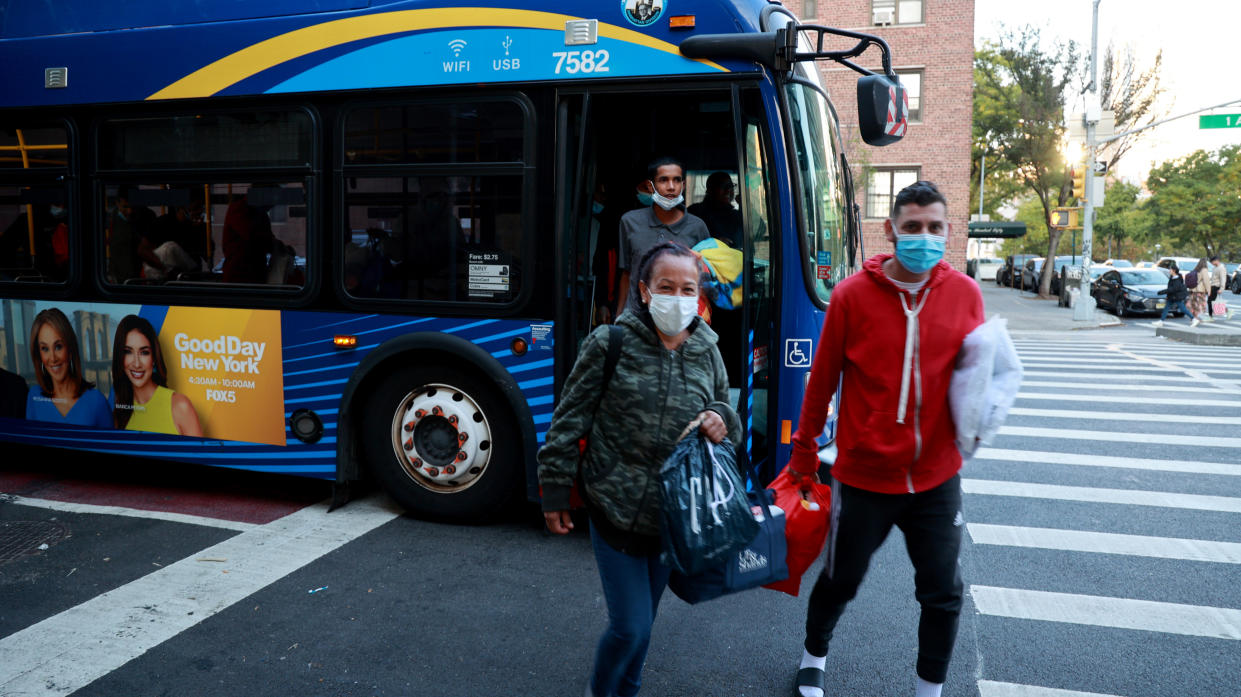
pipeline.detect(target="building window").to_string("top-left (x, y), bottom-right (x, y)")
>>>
top-left (896, 70), bottom-right (923, 122)
top-left (872, 0), bottom-right (923, 25)
top-left (866, 168), bottom-right (919, 219)
top-left (1, 123), bottom-right (72, 285)
top-left (803, 0), bottom-right (817, 19)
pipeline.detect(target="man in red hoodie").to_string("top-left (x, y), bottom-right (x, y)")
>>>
top-left (788, 181), bottom-right (984, 697)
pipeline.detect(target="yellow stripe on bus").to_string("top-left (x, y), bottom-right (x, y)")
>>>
top-left (148, 7), bottom-right (726, 100)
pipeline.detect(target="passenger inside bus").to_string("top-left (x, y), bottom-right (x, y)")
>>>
top-left (0, 198), bottom-right (68, 282)
top-left (221, 188), bottom-right (276, 284)
top-left (688, 171), bottom-right (742, 249)
top-left (149, 193), bottom-right (210, 280)
top-left (107, 188), bottom-right (161, 284)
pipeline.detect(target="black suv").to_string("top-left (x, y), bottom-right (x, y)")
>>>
top-left (997, 254), bottom-right (1039, 288)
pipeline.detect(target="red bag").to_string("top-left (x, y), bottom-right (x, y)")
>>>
top-left (763, 468), bottom-right (831, 596)
top-left (1212, 301), bottom-right (1229, 317)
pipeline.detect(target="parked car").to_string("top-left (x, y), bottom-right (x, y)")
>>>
top-left (1225, 263), bottom-right (1239, 294)
top-left (998, 254), bottom-right (1039, 288)
top-left (1155, 256), bottom-right (1202, 276)
top-left (968, 257), bottom-right (1003, 282)
top-left (1020, 257), bottom-right (1045, 291)
top-left (1134, 260), bottom-right (1155, 268)
top-left (1092, 268), bottom-right (1172, 316)
top-left (1101, 259), bottom-right (1133, 267)
top-left (1058, 264), bottom-right (1109, 307)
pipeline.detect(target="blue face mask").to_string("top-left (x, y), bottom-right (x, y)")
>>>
top-left (894, 233), bottom-right (946, 274)
top-left (636, 190), bottom-right (654, 206)
top-left (591, 200), bottom-right (605, 215)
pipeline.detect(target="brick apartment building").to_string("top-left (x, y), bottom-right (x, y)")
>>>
top-left (790, 0), bottom-right (975, 271)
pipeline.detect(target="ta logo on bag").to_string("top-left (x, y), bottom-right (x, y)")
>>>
top-left (688, 455), bottom-right (737, 535)
top-left (623, 0), bottom-right (664, 26)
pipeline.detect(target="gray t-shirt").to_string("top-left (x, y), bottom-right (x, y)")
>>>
top-left (618, 206), bottom-right (709, 272)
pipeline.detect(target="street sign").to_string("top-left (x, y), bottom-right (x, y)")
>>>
top-left (1199, 114), bottom-right (1241, 129)
top-left (967, 221), bottom-right (1026, 238)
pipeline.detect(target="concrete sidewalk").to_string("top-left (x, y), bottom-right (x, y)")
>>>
top-left (979, 282), bottom-right (1119, 332)
top-left (978, 279), bottom-right (1241, 345)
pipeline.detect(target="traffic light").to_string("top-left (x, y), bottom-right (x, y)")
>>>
top-left (1070, 162), bottom-right (1087, 201)
top-left (1050, 207), bottom-right (1080, 229)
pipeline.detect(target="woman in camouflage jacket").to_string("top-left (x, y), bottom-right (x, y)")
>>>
top-left (538, 241), bottom-right (741, 697)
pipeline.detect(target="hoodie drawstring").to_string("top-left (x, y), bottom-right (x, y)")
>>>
top-left (896, 288), bottom-right (931, 424)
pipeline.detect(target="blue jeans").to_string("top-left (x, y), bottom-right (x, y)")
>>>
top-left (589, 523), bottom-right (672, 697)
top-left (1160, 298), bottom-right (1190, 320)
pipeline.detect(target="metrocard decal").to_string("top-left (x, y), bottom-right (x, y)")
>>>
top-left (148, 8), bottom-right (726, 100)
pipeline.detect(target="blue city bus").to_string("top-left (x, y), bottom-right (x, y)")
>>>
top-left (0, 0), bottom-right (906, 520)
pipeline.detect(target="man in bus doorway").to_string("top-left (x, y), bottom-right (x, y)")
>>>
top-left (615, 157), bottom-right (708, 314)
top-left (785, 181), bottom-right (984, 697)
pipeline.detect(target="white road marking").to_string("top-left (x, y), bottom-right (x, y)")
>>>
top-left (998, 425), bottom-right (1241, 449)
top-left (978, 680), bottom-right (1129, 697)
top-left (1022, 371), bottom-right (1212, 383)
top-left (0, 495), bottom-right (403, 697)
top-left (1019, 380), bottom-right (1229, 392)
top-left (1006, 406), bottom-right (1241, 425)
top-left (1020, 362), bottom-right (1241, 375)
top-left (970, 447), bottom-right (1241, 477)
top-left (1016, 392), bottom-right (1241, 408)
top-left (969, 585), bottom-right (1241, 640)
top-left (967, 523), bottom-right (1241, 564)
top-left (0, 494), bottom-right (258, 532)
top-left (962, 478), bottom-right (1241, 513)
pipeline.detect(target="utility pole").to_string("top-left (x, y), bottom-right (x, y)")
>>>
top-left (1073, 0), bottom-right (1102, 321)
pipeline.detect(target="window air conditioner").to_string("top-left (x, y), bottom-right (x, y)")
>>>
top-left (872, 7), bottom-right (895, 25)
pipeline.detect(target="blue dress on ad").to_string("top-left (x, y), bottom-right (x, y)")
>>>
top-left (26, 388), bottom-right (112, 428)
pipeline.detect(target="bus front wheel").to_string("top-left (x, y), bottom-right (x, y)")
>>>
top-left (361, 364), bottom-right (520, 522)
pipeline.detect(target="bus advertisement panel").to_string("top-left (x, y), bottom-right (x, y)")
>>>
top-left (3, 302), bottom-right (284, 445)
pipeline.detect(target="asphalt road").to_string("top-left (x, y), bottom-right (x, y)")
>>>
top-left (2, 284), bottom-right (1239, 697)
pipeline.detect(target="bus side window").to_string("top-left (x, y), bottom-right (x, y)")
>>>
top-left (0, 124), bottom-right (72, 285)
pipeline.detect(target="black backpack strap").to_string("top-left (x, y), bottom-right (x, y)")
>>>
top-left (600, 324), bottom-right (623, 395)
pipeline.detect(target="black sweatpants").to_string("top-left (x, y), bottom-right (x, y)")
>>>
top-left (1208, 287), bottom-right (1220, 316)
top-left (803, 474), bottom-right (964, 683)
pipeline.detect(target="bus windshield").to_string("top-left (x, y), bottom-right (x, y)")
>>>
top-left (784, 79), bottom-right (848, 305)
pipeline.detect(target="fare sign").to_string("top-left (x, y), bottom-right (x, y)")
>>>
top-left (1199, 114), bottom-right (1241, 129)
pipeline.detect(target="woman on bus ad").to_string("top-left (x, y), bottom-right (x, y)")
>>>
top-left (25, 308), bottom-right (112, 427)
top-left (111, 314), bottom-right (203, 436)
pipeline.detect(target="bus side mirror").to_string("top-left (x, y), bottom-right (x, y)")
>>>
top-left (857, 74), bottom-right (908, 146)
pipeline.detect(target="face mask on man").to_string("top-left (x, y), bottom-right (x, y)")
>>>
top-left (49, 205), bottom-right (66, 218)
top-left (644, 290), bottom-right (698, 335)
top-left (591, 200), bottom-right (605, 215)
top-left (894, 232), bottom-right (945, 274)
top-left (650, 190), bottom-right (684, 211)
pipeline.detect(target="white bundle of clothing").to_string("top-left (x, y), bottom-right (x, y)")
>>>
top-left (949, 316), bottom-right (1023, 459)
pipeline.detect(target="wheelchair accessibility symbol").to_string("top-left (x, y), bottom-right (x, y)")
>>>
top-left (784, 339), bottom-right (812, 368)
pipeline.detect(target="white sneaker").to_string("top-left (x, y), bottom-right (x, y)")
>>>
top-left (1151, 320), bottom-right (1164, 328)
top-left (1190, 318), bottom-right (1201, 327)
top-left (1203, 316), bottom-right (1215, 322)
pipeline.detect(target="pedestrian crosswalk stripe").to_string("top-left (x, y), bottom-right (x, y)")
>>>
top-left (969, 585), bottom-right (1241, 640)
top-left (967, 523), bottom-right (1241, 564)
top-left (0, 496), bottom-right (404, 697)
top-left (998, 425), bottom-right (1241, 449)
top-left (1019, 380), bottom-right (1231, 392)
top-left (971, 447), bottom-right (1241, 477)
top-left (1016, 392), bottom-right (1241, 408)
top-left (978, 679), bottom-right (1128, 697)
top-left (1023, 371), bottom-right (1212, 383)
top-left (1017, 353), bottom-right (1235, 367)
top-left (1, 495), bottom-right (259, 532)
top-left (1007, 407), bottom-right (1241, 425)
top-left (1020, 362), bottom-right (1213, 373)
top-left (962, 479), bottom-right (1241, 514)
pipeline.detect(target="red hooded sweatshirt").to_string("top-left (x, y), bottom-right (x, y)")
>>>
top-left (789, 254), bottom-right (985, 494)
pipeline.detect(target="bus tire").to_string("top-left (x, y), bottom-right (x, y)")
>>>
top-left (361, 364), bottom-right (520, 522)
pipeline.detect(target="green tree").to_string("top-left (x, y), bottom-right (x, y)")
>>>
top-left (1097, 44), bottom-right (1166, 173)
top-left (1092, 180), bottom-right (1153, 261)
top-left (1145, 145), bottom-right (1241, 259)
top-left (974, 27), bottom-right (1080, 296)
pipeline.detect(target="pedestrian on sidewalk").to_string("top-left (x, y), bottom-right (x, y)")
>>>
top-left (1187, 258), bottom-right (1211, 327)
top-left (1208, 256), bottom-right (1227, 320)
top-left (785, 181), bottom-right (984, 697)
top-left (1152, 264), bottom-right (1191, 327)
top-left (537, 241), bottom-right (740, 697)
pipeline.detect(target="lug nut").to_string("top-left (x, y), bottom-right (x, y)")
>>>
top-left (414, 409), bottom-right (426, 419)
top-left (432, 406), bottom-right (443, 416)
top-left (458, 432), bottom-right (468, 443)
top-left (426, 467), bottom-right (439, 477)
top-left (455, 451), bottom-right (468, 462)
top-left (445, 465), bottom-right (456, 475)
top-left (448, 415), bottom-right (458, 425)
top-left (403, 439), bottom-right (413, 451)
top-left (411, 458), bottom-right (422, 467)
top-left (403, 422), bottom-right (414, 432)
